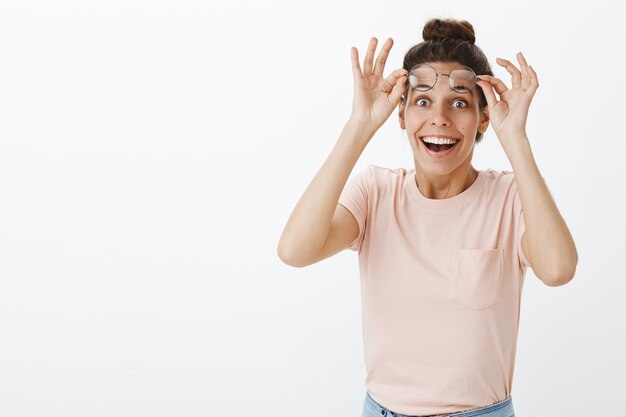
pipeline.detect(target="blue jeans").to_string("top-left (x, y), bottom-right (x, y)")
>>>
top-left (362, 392), bottom-right (515, 417)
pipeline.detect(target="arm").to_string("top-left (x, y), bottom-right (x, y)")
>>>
top-left (504, 136), bottom-right (578, 286)
top-left (277, 121), bottom-right (371, 266)
top-left (277, 37), bottom-right (408, 267)
top-left (477, 53), bottom-right (578, 286)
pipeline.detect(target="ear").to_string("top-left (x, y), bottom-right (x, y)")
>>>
top-left (478, 107), bottom-right (489, 134)
top-left (398, 97), bottom-right (406, 130)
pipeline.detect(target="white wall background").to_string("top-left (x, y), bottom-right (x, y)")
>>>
top-left (0, 0), bottom-right (623, 416)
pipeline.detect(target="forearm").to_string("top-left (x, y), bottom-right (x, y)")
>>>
top-left (502, 135), bottom-right (578, 283)
top-left (277, 119), bottom-right (374, 265)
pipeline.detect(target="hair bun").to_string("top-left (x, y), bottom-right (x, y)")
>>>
top-left (422, 18), bottom-right (476, 44)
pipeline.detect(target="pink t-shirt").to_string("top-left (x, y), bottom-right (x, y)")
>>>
top-left (338, 164), bottom-right (531, 416)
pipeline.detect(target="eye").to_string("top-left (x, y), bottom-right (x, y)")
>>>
top-left (416, 98), bottom-right (430, 107)
top-left (452, 99), bottom-right (468, 109)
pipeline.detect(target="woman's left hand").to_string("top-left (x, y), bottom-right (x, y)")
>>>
top-left (477, 52), bottom-right (539, 142)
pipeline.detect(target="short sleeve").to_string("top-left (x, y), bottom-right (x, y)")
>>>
top-left (337, 164), bottom-right (373, 252)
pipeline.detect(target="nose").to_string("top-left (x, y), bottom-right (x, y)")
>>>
top-left (429, 103), bottom-right (452, 127)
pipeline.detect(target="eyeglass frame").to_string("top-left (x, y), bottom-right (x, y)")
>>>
top-left (406, 63), bottom-right (479, 95)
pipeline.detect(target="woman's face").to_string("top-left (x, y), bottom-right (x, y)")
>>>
top-left (399, 61), bottom-right (489, 175)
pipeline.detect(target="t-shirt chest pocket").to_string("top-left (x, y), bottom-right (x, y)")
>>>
top-left (449, 248), bottom-right (504, 310)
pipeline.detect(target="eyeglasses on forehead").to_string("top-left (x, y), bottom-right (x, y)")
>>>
top-left (407, 63), bottom-right (478, 94)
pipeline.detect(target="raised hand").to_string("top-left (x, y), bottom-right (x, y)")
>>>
top-left (350, 37), bottom-right (408, 132)
top-left (476, 52), bottom-right (539, 142)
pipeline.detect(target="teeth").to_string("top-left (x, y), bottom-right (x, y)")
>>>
top-left (422, 136), bottom-right (458, 145)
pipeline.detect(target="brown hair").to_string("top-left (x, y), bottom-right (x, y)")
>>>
top-left (401, 18), bottom-right (493, 143)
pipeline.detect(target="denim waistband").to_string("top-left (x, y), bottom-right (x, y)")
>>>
top-left (364, 391), bottom-right (515, 417)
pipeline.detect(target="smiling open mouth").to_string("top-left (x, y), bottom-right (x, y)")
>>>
top-left (420, 137), bottom-right (459, 153)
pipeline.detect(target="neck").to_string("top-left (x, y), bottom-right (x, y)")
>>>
top-left (414, 164), bottom-right (478, 199)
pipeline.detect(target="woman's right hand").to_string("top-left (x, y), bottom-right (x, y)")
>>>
top-left (349, 37), bottom-right (408, 133)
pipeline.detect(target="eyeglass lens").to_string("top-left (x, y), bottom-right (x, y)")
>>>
top-left (408, 65), bottom-right (476, 93)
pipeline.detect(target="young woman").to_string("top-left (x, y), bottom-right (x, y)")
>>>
top-left (278, 18), bottom-right (577, 417)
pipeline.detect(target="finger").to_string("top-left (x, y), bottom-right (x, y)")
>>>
top-left (363, 37), bottom-right (378, 75)
top-left (373, 37), bottom-right (393, 77)
top-left (477, 75), bottom-right (509, 96)
top-left (516, 52), bottom-right (532, 90)
top-left (528, 65), bottom-right (539, 91)
top-left (477, 78), bottom-right (497, 109)
top-left (389, 73), bottom-right (409, 105)
top-left (351, 47), bottom-right (364, 82)
top-left (380, 69), bottom-right (405, 94)
top-left (385, 68), bottom-right (409, 89)
top-left (496, 57), bottom-right (521, 89)
top-left (517, 53), bottom-right (540, 95)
